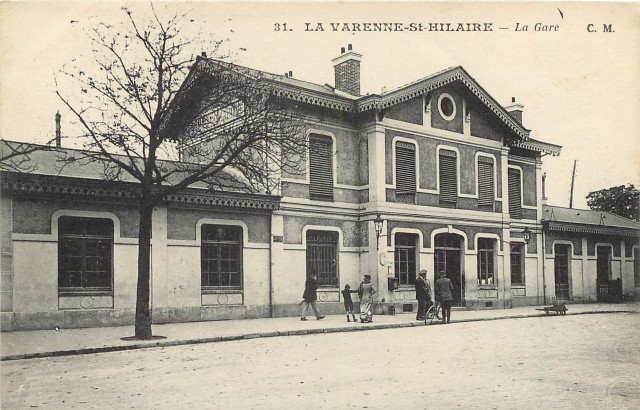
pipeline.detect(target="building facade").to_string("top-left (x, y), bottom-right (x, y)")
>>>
top-left (1, 46), bottom-right (638, 331)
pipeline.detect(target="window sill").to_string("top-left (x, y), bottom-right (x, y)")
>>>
top-left (59, 289), bottom-right (113, 297)
top-left (477, 285), bottom-right (497, 289)
top-left (202, 288), bottom-right (243, 294)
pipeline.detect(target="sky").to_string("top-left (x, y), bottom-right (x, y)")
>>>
top-left (1, 1), bottom-right (639, 209)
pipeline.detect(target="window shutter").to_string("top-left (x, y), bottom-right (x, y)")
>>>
top-left (309, 135), bottom-right (333, 201)
top-left (395, 142), bottom-right (416, 195)
top-left (508, 168), bottom-right (522, 219)
top-left (439, 149), bottom-right (458, 203)
top-left (477, 157), bottom-right (494, 206)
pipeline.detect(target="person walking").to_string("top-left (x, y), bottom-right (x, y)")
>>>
top-left (435, 272), bottom-right (455, 324)
top-left (415, 270), bottom-right (432, 321)
top-left (301, 271), bottom-right (325, 321)
top-left (358, 274), bottom-right (377, 323)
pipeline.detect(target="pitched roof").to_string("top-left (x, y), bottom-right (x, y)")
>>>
top-left (543, 205), bottom-right (640, 237)
top-left (186, 57), bottom-right (533, 141)
top-left (0, 140), bottom-right (280, 212)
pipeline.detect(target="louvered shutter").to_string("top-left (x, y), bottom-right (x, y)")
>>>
top-left (309, 135), bottom-right (333, 201)
top-left (439, 149), bottom-right (458, 204)
top-left (395, 142), bottom-right (416, 197)
top-left (478, 157), bottom-right (494, 207)
top-left (508, 168), bottom-right (522, 219)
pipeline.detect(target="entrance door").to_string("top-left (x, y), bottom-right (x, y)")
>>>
top-left (596, 245), bottom-right (613, 302)
top-left (554, 244), bottom-right (570, 300)
top-left (434, 234), bottom-right (464, 306)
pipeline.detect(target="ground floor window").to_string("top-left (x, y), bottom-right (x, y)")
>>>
top-left (477, 238), bottom-right (495, 285)
top-left (394, 233), bottom-right (418, 286)
top-left (58, 216), bottom-right (113, 293)
top-left (510, 243), bottom-right (524, 286)
top-left (201, 225), bottom-right (243, 289)
top-left (306, 230), bottom-right (339, 287)
top-left (635, 248), bottom-right (640, 287)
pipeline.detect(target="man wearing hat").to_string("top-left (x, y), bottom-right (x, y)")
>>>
top-left (435, 272), bottom-right (455, 324)
top-left (415, 270), bottom-right (432, 321)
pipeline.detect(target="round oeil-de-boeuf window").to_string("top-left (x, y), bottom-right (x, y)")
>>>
top-left (437, 93), bottom-right (456, 121)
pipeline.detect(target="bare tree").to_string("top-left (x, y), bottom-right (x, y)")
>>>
top-left (56, 5), bottom-right (307, 339)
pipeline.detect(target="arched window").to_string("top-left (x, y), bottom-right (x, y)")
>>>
top-left (308, 134), bottom-right (334, 201)
top-left (201, 225), bottom-right (243, 289)
top-left (58, 216), bottom-right (113, 293)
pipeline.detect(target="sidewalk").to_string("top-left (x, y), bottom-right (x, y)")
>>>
top-left (2, 303), bottom-right (637, 361)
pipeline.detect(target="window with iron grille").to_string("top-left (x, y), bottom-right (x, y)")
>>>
top-left (58, 216), bottom-right (113, 293)
top-left (477, 156), bottom-right (494, 210)
top-left (306, 230), bottom-right (339, 287)
top-left (508, 168), bottom-right (522, 219)
top-left (510, 243), bottom-right (524, 285)
top-left (309, 135), bottom-right (334, 201)
top-left (477, 238), bottom-right (495, 285)
top-left (439, 149), bottom-right (458, 205)
top-left (394, 233), bottom-right (418, 286)
top-left (201, 225), bottom-right (243, 289)
top-left (395, 141), bottom-right (416, 203)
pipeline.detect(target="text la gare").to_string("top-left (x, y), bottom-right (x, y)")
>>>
top-left (515, 22), bottom-right (560, 32)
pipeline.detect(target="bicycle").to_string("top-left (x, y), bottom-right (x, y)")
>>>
top-left (424, 301), bottom-right (443, 325)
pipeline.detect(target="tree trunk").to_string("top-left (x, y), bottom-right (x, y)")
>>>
top-left (135, 204), bottom-right (154, 339)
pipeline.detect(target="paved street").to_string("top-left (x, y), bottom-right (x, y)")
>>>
top-left (2, 313), bottom-right (639, 409)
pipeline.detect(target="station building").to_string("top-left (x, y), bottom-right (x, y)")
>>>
top-left (1, 45), bottom-right (638, 331)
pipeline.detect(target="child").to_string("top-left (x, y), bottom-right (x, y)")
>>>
top-left (341, 284), bottom-right (358, 322)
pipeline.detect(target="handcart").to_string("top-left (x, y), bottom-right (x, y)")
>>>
top-left (536, 300), bottom-right (568, 315)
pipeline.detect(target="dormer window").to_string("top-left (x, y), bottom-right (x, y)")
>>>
top-left (438, 93), bottom-right (456, 121)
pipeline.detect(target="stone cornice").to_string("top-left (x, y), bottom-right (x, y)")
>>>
top-left (513, 139), bottom-right (562, 156)
top-left (544, 220), bottom-right (639, 238)
top-left (1, 172), bottom-right (280, 212)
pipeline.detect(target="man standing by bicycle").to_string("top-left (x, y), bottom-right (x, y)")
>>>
top-left (415, 270), bottom-right (432, 321)
top-left (435, 272), bottom-right (455, 324)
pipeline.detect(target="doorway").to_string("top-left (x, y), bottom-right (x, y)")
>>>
top-left (554, 244), bottom-right (571, 300)
top-left (434, 233), bottom-right (464, 306)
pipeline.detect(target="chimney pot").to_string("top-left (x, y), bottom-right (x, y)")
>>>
top-left (506, 99), bottom-right (524, 124)
top-left (341, 47), bottom-right (345, 54)
top-left (289, 71), bottom-right (293, 77)
top-left (201, 52), bottom-right (207, 57)
top-left (348, 44), bottom-right (352, 51)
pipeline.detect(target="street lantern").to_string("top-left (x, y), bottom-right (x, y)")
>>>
top-left (373, 213), bottom-right (384, 250)
top-left (523, 226), bottom-right (531, 244)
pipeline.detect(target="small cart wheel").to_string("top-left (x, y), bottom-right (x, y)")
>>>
top-left (545, 310), bottom-right (550, 315)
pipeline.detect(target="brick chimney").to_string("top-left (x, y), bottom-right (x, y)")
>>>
top-left (505, 97), bottom-right (524, 124)
top-left (332, 44), bottom-right (362, 96)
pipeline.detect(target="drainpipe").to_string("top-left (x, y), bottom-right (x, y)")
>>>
top-left (268, 216), bottom-right (274, 318)
top-left (542, 228), bottom-right (546, 305)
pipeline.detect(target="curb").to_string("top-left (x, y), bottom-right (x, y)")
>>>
top-left (1, 310), bottom-right (635, 362)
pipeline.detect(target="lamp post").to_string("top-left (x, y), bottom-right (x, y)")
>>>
top-left (523, 226), bottom-right (531, 245)
top-left (373, 213), bottom-right (384, 250)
